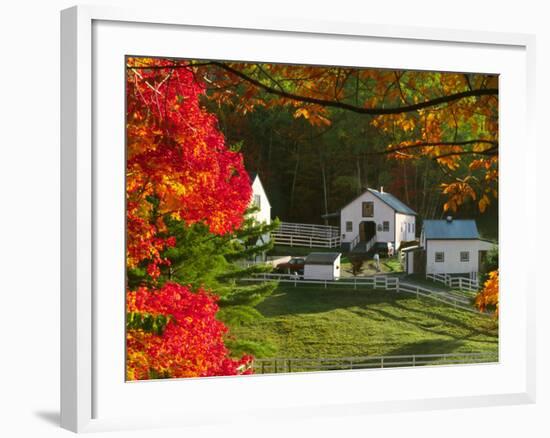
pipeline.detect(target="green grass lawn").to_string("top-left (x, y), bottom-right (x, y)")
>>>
top-left (230, 283), bottom-right (498, 361)
top-left (340, 256), bottom-right (404, 277)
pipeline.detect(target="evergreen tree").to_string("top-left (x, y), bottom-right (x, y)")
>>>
top-left (127, 206), bottom-right (280, 357)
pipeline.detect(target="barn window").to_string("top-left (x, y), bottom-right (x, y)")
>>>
top-left (435, 252), bottom-right (445, 263)
top-left (346, 221), bottom-right (353, 232)
top-left (362, 201), bottom-right (374, 217)
top-left (407, 223), bottom-right (410, 232)
top-left (253, 194), bottom-right (261, 209)
top-left (460, 251), bottom-right (470, 262)
top-left (412, 223), bottom-right (415, 233)
top-left (383, 221), bottom-right (390, 232)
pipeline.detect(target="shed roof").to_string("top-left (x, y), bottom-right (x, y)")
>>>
top-left (423, 219), bottom-right (479, 240)
top-left (401, 245), bottom-right (423, 252)
top-left (305, 252), bottom-right (341, 265)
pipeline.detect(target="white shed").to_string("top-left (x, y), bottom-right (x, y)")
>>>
top-left (304, 252), bottom-right (342, 281)
top-left (421, 218), bottom-right (496, 277)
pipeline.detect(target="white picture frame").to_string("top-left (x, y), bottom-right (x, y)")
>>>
top-left (61, 5), bottom-right (536, 433)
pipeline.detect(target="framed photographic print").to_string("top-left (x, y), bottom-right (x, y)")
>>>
top-left (61, 5), bottom-right (536, 433)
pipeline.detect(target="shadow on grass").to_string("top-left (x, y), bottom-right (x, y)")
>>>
top-left (383, 339), bottom-right (465, 356)
top-left (389, 299), bottom-right (498, 339)
top-left (256, 285), bottom-right (411, 318)
top-left (382, 339), bottom-right (498, 365)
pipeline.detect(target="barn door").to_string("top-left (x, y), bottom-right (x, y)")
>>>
top-left (359, 222), bottom-right (366, 241)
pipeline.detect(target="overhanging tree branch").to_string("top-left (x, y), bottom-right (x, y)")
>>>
top-left (210, 62), bottom-right (498, 115)
top-left (127, 61), bottom-right (498, 116)
top-left (364, 139), bottom-right (498, 156)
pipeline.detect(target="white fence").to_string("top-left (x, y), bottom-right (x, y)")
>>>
top-left (272, 222), bottom-right (341, 248)
top-left (426, 273), bottom-right (479, 292)
top-left (253, 352), bottom-right (497, 373)
top-left (242, 273), bottom-right (488, 315)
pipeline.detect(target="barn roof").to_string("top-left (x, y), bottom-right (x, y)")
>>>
top-left (367, 189), bottom-right (416, 215)
top-left (305, 252), bottom-right (341, 265)
top-left (423, 219), bottom-right (479, 240)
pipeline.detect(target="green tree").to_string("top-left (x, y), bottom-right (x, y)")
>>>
top-left (128, 207), bottom-right (280, 357)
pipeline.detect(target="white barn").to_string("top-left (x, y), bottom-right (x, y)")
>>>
top-left (249, 172), bottom-right (272, 261)
top-left (404, 218), bottom-right (496, 277)
top-left (303, 252), bottom-right (342, 280)
top-left (340, 188), bottom-right (416, 252)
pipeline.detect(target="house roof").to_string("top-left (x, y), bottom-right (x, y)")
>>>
top-left (422, 219), bottom-right (479, 240)
top-left (339, 188), bottom-right (416, 215)
top-left (367, 189), bottom-right (416, 215)
top-left (305, 252), bottom-right (341, 265)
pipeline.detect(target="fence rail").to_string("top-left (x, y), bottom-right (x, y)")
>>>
top-left (272, 234), bottom-right (341, 248)
top-left (242, 273), bottom-right (488, 316)
top-left (426, 273), bottom-right (479, 292)
top-left (272, 221), bottom-right (341, 248)
top-left (253, 352), bottom-right (497, 374)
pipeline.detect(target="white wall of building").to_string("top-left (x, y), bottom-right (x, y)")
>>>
top-left (304, 256), bottom-right (341, 280)
top-left (249, 176), bottom-right (272, 261)
top-left (251, 176), bottom-right (271, 227)
top-left (405, 251), bottom-right (415, 274)
top-left (395, 212), bottom-right (416, 249)
top-left (425, 239), bottom-right (484, 275)
top-left (340, 191), bottom-right (395, 243)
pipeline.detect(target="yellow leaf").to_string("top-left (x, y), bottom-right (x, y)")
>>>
top-left (293, 108), bottom-right (310, 119)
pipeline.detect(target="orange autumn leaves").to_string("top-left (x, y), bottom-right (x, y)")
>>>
top-left (126, 57), bottom-right (253, 379)
top-left (199, 62), bottom-right (498, 214)
top-left (476, 270), bottom-right (499, 317)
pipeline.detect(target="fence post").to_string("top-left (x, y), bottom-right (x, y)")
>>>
top-left (381, 357), bottom-right (384, 368)
top-left (354, 278), bottom-right (357, 290)
top-left (416, 287), bottom-right (419, 298)
top-left (459, 277), bottom-right (463, 291)
top-left (290, 235), bottom-right (293, 247)
top-left (324, 280), bottom-right (327, 289)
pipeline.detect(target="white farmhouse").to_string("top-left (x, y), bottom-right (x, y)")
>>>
top-left (249, 172), bottom-right (272, 261)
top-left (340, 188), bottom-right (416, 252)
top-left (404, 217), bottom-right (495, 277)
top-left (303, 252), bottom-right (342, 280)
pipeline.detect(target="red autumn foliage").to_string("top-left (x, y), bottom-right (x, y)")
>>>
top-left (126, 57), bottom-right (252, 279)
top-left (125, 57), bottom-right (254, 379)
top-left (127, 282), bottom-right (253, 380)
